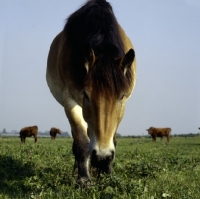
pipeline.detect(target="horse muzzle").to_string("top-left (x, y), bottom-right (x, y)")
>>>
top-left (91, 149), bottom-right (114, 173)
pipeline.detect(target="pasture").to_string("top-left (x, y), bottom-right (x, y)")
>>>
top-left (0, 136), bottom-right (200, 198)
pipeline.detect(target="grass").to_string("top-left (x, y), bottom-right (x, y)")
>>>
top-left (0, 136), bottom-right (200, 198)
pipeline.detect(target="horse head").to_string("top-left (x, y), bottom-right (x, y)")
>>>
top-left (82, 47), bottom-right (135, 173)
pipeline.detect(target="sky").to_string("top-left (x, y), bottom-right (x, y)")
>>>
top-left (0, 0), bottom-right (200, 135)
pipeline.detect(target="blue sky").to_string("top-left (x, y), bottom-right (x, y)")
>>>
top-left (0, 0), bottom-right (200, 135)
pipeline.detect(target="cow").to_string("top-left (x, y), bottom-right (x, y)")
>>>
top-left (50, 127), bottom-right (62, 139)
top-left (19, 125), bottom-right (38, 143)
top-left (146, 127), bottom-right (171, 143)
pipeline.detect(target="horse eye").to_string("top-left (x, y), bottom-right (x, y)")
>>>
top-left (82, 90), bottom-right (91, 101)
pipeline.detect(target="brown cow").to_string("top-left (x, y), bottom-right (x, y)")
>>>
top-left (19, 126), bottom-right (38, 143)
top-left (50, 127), bottom-right (61, 139)
top-left (146, 127), bottom-right (171, 143)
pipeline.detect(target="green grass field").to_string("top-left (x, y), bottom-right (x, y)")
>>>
top-left (0, 136), bottom-right (200, 199)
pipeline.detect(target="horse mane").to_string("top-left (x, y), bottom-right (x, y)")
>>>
top-left (63, 0), bottom-right (133, 97)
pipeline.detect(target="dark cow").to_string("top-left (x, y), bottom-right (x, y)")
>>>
top-left (19, 125), bottom-right (38, 143)
top-left (146, 127), bottom-right (171, 143)
top-left (50, 127), bottom-right (61, 139)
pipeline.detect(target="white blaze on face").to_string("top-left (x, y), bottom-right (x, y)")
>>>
top-left (82, 90), bottom-right (124, 161)
top-left (88, 127), bottom-right (115, 159)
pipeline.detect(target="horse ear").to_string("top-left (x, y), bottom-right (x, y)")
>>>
top-left (120, 49), bottom-right (135, 75)
top-left (84, 46), bottom-right (95, 73)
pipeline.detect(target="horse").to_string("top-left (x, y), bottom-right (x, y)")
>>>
top-left (19, 125), bottom-right (38, 143)
top-left (50, 127), bottom-right (62, 139)
top-left (46, 0), bottom-right (136, 186)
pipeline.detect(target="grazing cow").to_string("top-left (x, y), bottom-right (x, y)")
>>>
top-left (19, 125), bottom-right (38, 143)
top-left (146, 127), bottom-right (171, 143)
top-left (46, 0), bottom-right (136, 186)
top-left (50, 127), bottom-right (62, 139)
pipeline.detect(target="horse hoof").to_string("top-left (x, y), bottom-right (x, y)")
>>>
top-left (75, 178), bottom-right (91, 189)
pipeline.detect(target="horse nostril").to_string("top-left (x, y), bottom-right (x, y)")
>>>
top-left (92, 149), bottom-right (97, 157)
top-left (106, 150), bottom-right (114, 162)
top-left (92, 149), bottom-right (100, 161)
top-left (91, 149), bottom-right (115, 165)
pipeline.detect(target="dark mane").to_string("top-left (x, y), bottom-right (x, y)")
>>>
top-left (63, 0), bottom-right (133, 96)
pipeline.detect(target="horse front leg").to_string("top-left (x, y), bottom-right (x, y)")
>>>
top-left (72, 156), bottom-right (78, 177)
top-left (72, 132), bottom-right (90, 186)
top-left (64, 104), bottom-right (90, 187)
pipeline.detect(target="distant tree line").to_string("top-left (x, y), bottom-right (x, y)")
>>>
top-left (172, 133), bottom-right (200, 138)
top-left (39, 131), bottom-right (71, 137)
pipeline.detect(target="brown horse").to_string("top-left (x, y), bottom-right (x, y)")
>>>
top-left (50, 127), bottom-right (62, 139)
top-left (146, 127), bottom-right (171, 143)
top-left (19, 125), bottom-right (38, 143)
top-left (46, 0), bottom-right (136, 185)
